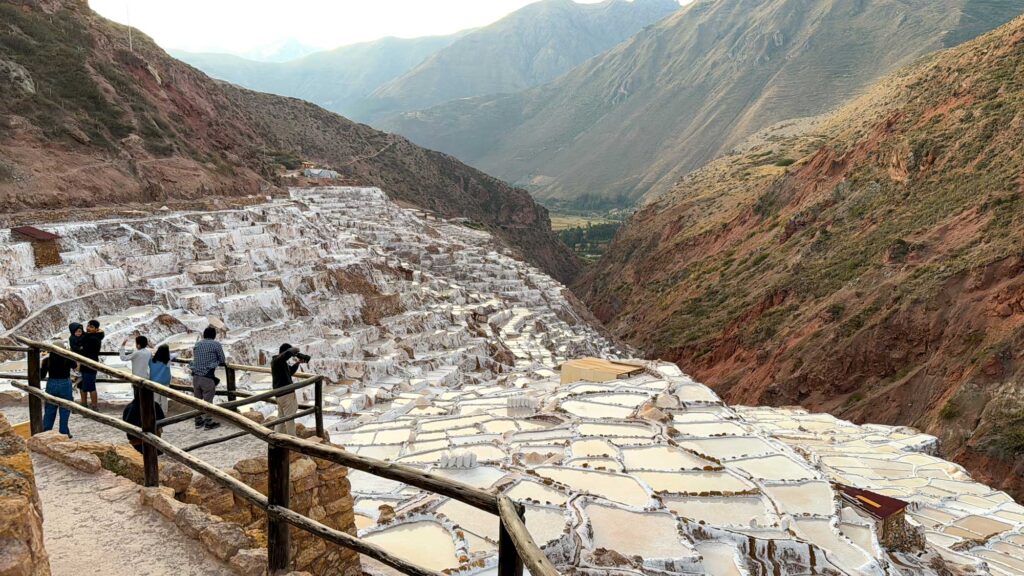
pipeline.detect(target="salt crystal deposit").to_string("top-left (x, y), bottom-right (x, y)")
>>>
top-left (2, 187), bottom-right (1021, 575)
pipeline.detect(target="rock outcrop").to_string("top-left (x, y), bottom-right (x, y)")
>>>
top-left (0, 413), bottom-right (50, 576)
top-left (146, 429), bottom-right (359, 576)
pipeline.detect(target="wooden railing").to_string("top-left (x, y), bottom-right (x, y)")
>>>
top-left (3, 337), bottom-right (558, 576)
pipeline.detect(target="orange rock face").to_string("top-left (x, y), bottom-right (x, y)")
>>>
top-left (0, 413), bottom-right (51, 576)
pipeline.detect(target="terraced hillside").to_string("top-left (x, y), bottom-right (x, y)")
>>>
top-left (577, 15), bottom-right (1024, 499)
top-left (384, 0), bottom-right (1024, 211)
top-left (0, 0), bottom-right (580, 283)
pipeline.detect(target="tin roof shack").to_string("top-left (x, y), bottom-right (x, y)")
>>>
top-left (836, 483), bottom-right (923, 551)
top-left (559, 357), bottom-right (644, 384)
top-left (10, 226), bottom-right (62, 268)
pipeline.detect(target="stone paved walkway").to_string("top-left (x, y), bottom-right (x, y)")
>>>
top-left (2, 404), bottom-right (265, 469)
top-left (33, 452), bottom-right (232, 576)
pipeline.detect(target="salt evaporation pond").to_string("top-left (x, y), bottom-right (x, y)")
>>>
top-left (585, 504), bottom-right (696, 560)
top-left (679, 436), bottom-right (777, 460)
top-left (570, 438), bottom-right (618, 458)
top-left (620, 445), bottom-right (712, 471)
top-left (763, 481), bottom-right (836, 515)
top-left (535, 467), bottom-right (649, 507)
top-left (362, 521), bottom-right (460, 570)
top-left (505, 480), bottom-right (568, 506)
top-left (559, 400), bottom-right (634, 419)
top-left (577, 422), bottom-right (654, 438)
top-left (695, 542), bottom-right (745, 576)
top-left (634, 470), bottom-right (755, 494)
top-left (665, 495), bottom-right (774, 527)
top-left (793, 518), bottom-right (874, 570)
top-left (672, 421), bottom-right (748, 436)
top-left (524, 506), bottom-right (567, 545)
top-left (437, 499), bottom-right (497, 541)
top-left (726, 454), bottom-right (816, 481)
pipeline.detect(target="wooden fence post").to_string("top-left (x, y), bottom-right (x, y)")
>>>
top-left (267, 443), bottom-right (291, 574)
top-left (314, 378), bottom-right (324, 439)
top-left (27, 346), bottom-right (42, 435)
top-left (139, 385), bottom-right (160, 487)
top-left (225, 366), bottom-right (238, 408)
top-left (497, 501), bottom-right (525, 576)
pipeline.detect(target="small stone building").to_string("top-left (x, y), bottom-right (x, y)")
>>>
top-left (10, 226), bottom-right (62, 268)
top-left (836, 483), bottom-right (918, 550)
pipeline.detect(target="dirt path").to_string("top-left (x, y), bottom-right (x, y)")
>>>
top-left (33, 452), bottom-right (232, 576)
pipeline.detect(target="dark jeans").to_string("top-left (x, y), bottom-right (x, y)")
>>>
top-left (192, 375), bottom-right (217, 425)
top-left (43, 378), bottom-right (73, 435)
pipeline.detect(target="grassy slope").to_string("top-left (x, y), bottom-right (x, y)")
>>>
top-left (577, 16), bottom-right (1024, 497)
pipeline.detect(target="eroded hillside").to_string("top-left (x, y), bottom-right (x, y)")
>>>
top-left (0, 0), bottom-right (580, 282)
top-left (578, 15), bottom-right (1024, 499)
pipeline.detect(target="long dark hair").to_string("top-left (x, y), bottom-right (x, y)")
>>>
top-left (153, 344), bottom-right (171, 365)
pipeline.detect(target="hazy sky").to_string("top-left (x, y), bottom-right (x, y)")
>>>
top-left (88, 0), bottom-right (670, 59)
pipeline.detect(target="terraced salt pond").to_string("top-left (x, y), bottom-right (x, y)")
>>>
top-left (634, 470), bottom-right (755, 494)
top-left (665, 495), bottom-right (775, 527)
top-left (535, 467), bottom-right (650, 507)
top-left (695, 542), bottom-right (745, 576)
top-left (504, 480), bottom-right (568, 506)
top-left (362, 521), bottom-right (460, 571)
top-left (726, 454), bottom-right (816, 481)
top-left (584, 504), bottom-right (696, 560)
top-left (679, 436), bottom-right (777, 460)
top-left (620, 445), bottom-right (714, 471)
top-left (763, 481), bottom-right (836, 515)
top-left (559, 400), bottom-right (634, 419)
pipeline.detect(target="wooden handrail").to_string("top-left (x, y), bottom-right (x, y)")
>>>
top-left (14, 336), bottom-right (499, 513)
top-left (498, 497), bottom-right (560, 576)
top-left (0, 345), bottom-right (30, 352)
top-left (9, 381), bottom-right (442, 576)
top-left (158, 375), bottom-right (321, 427)
top-left (182, 407), bottom-right (317, 453)
top-left (14, 336), bottom-right (556, 573)
top-left (167, 356), bottom-right (316, 380)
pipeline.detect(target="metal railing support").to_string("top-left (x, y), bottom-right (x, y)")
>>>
top-left (27, 346), bottom-right (42, 435)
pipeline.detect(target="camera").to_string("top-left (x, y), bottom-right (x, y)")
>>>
top-left (295, 352), bottom-right (311, 363)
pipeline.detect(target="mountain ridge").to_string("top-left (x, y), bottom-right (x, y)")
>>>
top-left (0, 0), bottom-right (581, 283)
top-left (383, 0), bottom-right (1024, 211)
top-left (170, 33), bottom-right (465, 119)
top-left (356, 0), bottom-right (680, 122)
